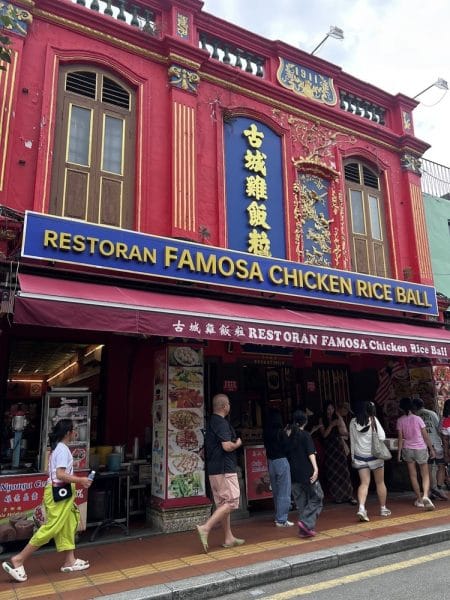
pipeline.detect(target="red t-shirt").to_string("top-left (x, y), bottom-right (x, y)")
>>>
top-left (441, 416), bottom-right (450, 437)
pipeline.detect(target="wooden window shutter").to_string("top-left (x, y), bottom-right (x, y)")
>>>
top-left (344, 160), bottom-right (391, 277)
top-left (50, 67), bottom-right (135, 229)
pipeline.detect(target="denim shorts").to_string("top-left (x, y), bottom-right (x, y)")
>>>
top-left (352, 455), bottom-right (384, 471)
top-left (402, 447), bottom-right (429, 464)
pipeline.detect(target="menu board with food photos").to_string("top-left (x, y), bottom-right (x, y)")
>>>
top-left (244, 445), bottom-right (273, 501)
top-left (433, 364), bottom-right (450, 414)
top-left (167, 346), bottom-right (205, 499)
top-left (40, 389), bottom-right (91, 472)
top-left (152, 350), bottom-right (168, 498)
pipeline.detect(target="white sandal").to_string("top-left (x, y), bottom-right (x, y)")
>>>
top-left (2, 561), bottom-right (28, 582)
top-left (60, 558), bottom-right (90, 572)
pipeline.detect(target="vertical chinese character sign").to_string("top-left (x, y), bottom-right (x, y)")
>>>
top-left (224, 117), bottom-right (286, 258)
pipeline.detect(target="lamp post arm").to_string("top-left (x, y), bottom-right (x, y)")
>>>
top-left (413, 84), bottom-right (434, 99)
top-left (311, 34), bottom-right (329, 55)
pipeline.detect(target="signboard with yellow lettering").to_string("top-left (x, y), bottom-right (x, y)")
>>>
top-left (21, 212), bottom-right (438, 316)
top-left (224, 118), bottom-right (286, 258)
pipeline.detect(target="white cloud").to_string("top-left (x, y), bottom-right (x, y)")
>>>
top-left (202, 0), bottom-right (449, 166)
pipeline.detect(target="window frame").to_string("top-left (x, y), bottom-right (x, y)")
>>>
top-left (344, 159), bottom-right (391, 277)
top-left (49, 65), bottom-right (135, 229)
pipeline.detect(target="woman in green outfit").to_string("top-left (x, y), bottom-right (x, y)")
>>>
top-left (2, 419), bottom-right (92, 582)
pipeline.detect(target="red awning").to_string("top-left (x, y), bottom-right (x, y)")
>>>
top-left (14, 273), bottom-right (450, 358)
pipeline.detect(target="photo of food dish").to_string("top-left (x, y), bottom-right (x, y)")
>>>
top-left (169, 387), bottom-right (203, 409)
top-left (171, 347), bottom-right (202, 367)
top-left (168, 451), bottom-right (203, 475)
top-left (169, 428), bottom-right (203, 452)
top-left (169, 366), bottom-right (204, 387)
top-left (168, 409), bottom-right (203, 430)
top-left (433, 366), bottom-right (450, 382)
top-left (71, 447), bottom-right (87, 469)
top-left (254, 472), bottom-right (271, 495)
top-left (168, 471), bottom-right (205, 498)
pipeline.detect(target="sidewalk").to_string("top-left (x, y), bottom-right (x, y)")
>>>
top-left (1, 493), bottom-right (450, 600)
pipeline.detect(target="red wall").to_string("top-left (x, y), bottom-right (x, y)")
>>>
top-left (0, 0), bottom-right (431, 287)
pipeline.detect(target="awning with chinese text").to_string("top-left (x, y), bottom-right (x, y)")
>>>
top-left (14, 274), bottom-right (450, 358)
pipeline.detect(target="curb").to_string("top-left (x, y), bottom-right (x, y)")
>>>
top-left (94, 523), bottom-right (450, 600)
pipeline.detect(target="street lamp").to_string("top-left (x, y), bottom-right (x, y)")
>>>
top-left (413, 78), bottom-right (449, 100)
top-left (311, 26), bottom-right (344, 56)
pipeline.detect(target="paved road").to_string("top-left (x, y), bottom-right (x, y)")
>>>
top-left (215, 540), bottom-right (450, 599)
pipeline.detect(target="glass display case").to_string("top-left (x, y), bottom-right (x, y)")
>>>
top-left (40, 387), bottom-right (91, 472)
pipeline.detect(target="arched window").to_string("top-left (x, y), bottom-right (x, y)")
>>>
top-left (50, 66), bottom-right (135, 229)
top-left (344, 160), bottom-right (390, 277)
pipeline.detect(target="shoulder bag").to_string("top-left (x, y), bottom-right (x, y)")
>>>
top-left (371, 418), bottom-right (392, 460)
top-left (49, 451), bottom-right (73, 502)
top-left (52, 483), bottom-right (72, 502)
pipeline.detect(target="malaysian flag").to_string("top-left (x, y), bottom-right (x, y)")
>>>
top-left (374, 360), bottom-right (407, 407)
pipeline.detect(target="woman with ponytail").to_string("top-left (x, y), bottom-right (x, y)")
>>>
top-left (2, 419), bottom-right (93, 582)
top-left (349, 401), bottom-right (391, 522)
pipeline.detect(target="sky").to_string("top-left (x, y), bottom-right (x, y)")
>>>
top-left (202, 0), bottom-right (449, 168)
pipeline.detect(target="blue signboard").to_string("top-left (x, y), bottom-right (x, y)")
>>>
top-left (21, 212), bottom-right (438, 316)
top-left (224, 117), bottom-right (286, 258)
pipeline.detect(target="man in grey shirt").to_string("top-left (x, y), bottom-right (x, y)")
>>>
top-left (413, 398), bottom-right (448, 500)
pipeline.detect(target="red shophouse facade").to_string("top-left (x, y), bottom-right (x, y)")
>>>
top-left (1, 0), bottom-right (450, 531)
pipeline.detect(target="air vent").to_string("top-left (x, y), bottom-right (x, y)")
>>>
top-left (362, 166), bottom-right (379, 189)
top-left (344, 162), bottom-right (360, 184)
top-left (102, 77), bottom-right (130, 110)
top-left (66, 71), bottom-right (97, 99)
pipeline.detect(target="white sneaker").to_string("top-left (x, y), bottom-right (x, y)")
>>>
top-left (422, 496), bottom-right (435, 511)
top-left (357, 509), bottom-right (369, 522)
top-left (275, 520), bottom-right (294, 527)
top-left (414, 499), bottom-right (425, 508)
top-left (380, 507), bottom-right (391, 517)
